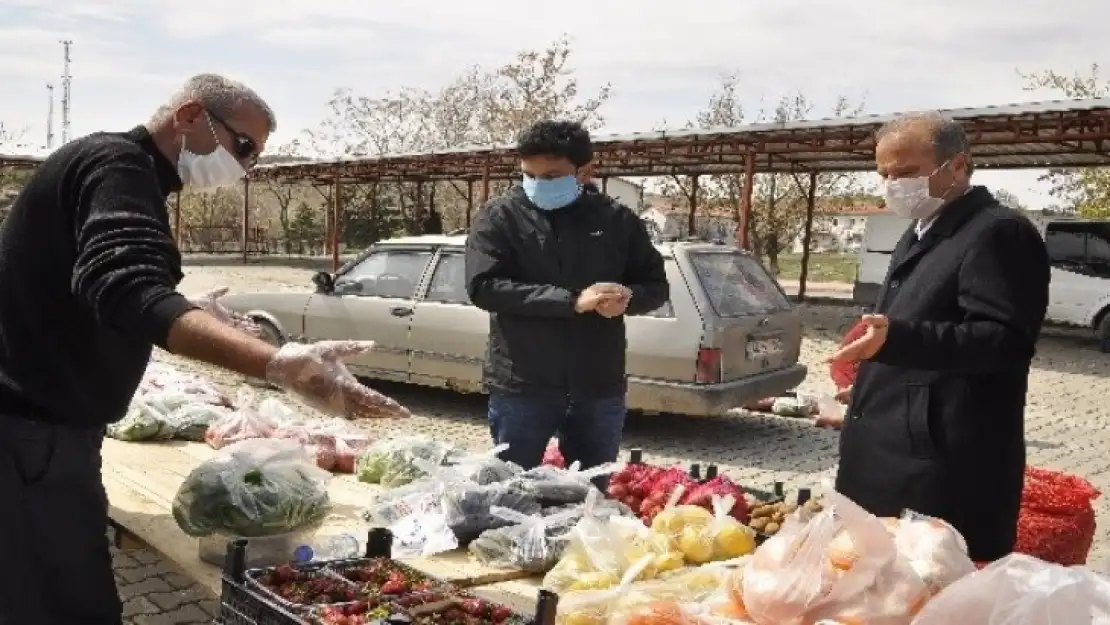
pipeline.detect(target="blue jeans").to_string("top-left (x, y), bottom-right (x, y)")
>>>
top-left (487, 393), bottom-right (627, 472)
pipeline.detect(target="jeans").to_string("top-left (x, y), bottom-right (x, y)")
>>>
top-left (0, 414), bottom-right (121, 625)
top-left (487, 392), bottom-right (627, 473)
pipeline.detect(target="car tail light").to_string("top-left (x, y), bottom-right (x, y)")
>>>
top-left (695, 346), bottom-right (722, 384)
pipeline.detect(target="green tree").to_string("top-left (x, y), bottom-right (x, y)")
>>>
top-left (287, 201), bottom-right (324, 254)
top-left (1020, 64), bottom-right (1110, 218)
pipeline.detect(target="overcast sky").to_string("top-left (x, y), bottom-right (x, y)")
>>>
top-left (0, 0), bottom-right (1105, 209)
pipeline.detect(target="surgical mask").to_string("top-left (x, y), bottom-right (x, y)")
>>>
top-left (177, 115), bottom-right (247, 188)
top-left (884, 161), bottom-right (953, 220)
top-left (522, 175), bottom-right (581, 211)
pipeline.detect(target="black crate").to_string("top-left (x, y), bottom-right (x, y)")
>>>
top-left (217, 528), bottom-right (560, 625)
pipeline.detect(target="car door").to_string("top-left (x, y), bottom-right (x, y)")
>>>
top-left (406, 249), bottom-right (489, 392)
top-left (302, 246), bottom-right (435, 382)
top-left (1044, 222), bottom-right (1096, 325)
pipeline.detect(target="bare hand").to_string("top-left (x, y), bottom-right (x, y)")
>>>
top-left (596, 290), bottom-right (632, 318)
top-left (575, 283), bottom-right (629, 314)
top-left (827, 314), bottom-right (889, 363)
top-left (264, 340), bottom-right (411, 420)
top-left (188, 287), bottom-right (263, 338)
top-left (834, 385), bottom-right (852, 404)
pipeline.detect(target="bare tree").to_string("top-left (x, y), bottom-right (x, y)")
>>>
top-left (1020, 64), bottom-right (1110, 218)
top-left (657, 74), bottom-right (870, 272)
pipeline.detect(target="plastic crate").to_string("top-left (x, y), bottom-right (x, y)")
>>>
top-left (217, 528), bottom-right (559, 625)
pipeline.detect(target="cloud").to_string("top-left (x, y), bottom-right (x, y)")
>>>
top-left (1, 0), bottom-right (1108, 208)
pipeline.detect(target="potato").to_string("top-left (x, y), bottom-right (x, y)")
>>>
top-left (764, 522), bottom-right (781, 534)
top-left (749, 518), bottom-right (769, 531)
top-left (751, 506), bottom-right (774, 518)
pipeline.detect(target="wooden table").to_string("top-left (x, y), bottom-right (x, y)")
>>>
top-left (101, 439), bottom-right (536, 598)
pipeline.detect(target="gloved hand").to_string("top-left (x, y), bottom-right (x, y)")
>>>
top-left (264, 340), bottom-right (411, 420)
top-left (187, 287), bottom-right (263, 337)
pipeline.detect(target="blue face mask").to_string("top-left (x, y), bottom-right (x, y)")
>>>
top-left (522, 175), bottom-right (582, 211)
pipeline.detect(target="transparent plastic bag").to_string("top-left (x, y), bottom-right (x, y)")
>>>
top-left (892, 510), bottom-right (975, 596)
top-left (469, 505), bottom-right (581, 572)
top-left (355, 435), bottom-right (455, 486)
top-left (108, 391), bottom-right (232, 442)
top-left (204, 388), bottom-right (283, 449)
top-left (741, 489), bottom-right (929, 625)
top-left (511, 461), bottom-right (620, 505)
top-left (172, 438), bottom-right (331, 538)
top-left (443, 444), bottom-right (522, 484)
top-left (654, 493), bottom-right (756, 565)
top-left (545, 492), bottom-right (678, 594)
top-left (439, 479), bottom-right (541, 543)
top-left (557, 555), bottom-right (656, 625)
top-left (910, 553), bottom-right (1110, 624)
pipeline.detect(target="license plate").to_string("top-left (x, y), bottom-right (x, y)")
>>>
top-left (746, 337), bottom-right (782, 359)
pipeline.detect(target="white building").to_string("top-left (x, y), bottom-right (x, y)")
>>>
top-left (790, 205), bottom-right (884, 253)
top-left (598, 177), bottom-right (644, 211)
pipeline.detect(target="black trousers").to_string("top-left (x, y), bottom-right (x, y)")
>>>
top-left (0, 414), bottom-right (122, 625)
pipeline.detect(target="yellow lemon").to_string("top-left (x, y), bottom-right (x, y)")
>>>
top-left (653, 551), bottom-right (685, 574)
top-left (714, 524), bottom-right (757, 558)
top-left (678, 527), bottom-right (714, 564)
top-left (562, 611), bottom-right (603, 625)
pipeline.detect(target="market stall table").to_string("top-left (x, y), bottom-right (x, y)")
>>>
top-left (100, 439), bottom-right (535, 597)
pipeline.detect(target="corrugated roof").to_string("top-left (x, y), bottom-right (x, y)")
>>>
top-left (252, 97), bottom-right (1110, 181)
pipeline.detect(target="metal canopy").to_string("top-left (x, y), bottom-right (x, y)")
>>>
top-left (0, 153), bottom-right (46, 169)
top-left (251, 97), bottom-right (1110, 184)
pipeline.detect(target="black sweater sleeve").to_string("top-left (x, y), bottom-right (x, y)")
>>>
top-left (70, 148), bottom-right (197, 348)
top-left (620, 209), bottom-right (669, 315)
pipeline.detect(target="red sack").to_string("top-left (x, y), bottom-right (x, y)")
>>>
top-left (1014, 466), bottom-right (1101, 565)
top-left (829, 320), bottom-right (868, 390)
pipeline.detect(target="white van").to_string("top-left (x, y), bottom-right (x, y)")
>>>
top-left (855, 214), bottom-right (1110, 348)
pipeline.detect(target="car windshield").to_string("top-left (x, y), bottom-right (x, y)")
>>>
top-left (690, 251), bottom-right (791, 317)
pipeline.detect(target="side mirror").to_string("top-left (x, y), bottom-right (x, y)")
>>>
top-left (312, 271), bottom-right (335, 293)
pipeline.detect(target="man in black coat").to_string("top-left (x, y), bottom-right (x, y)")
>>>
top-left (830, 112), bottom-right (1050, 562)
top-left (465, 120), bottom-right (669, 471)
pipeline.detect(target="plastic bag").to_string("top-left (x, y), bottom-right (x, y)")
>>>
top-left (1016, 466), bottom-right (1101, 565)
top-left (469, 505), bottom-right (582, 572)
top-left (657, 494), bottom-right (757, 565)
top-left (107, 391), bottom-right (232, 442)
top-left (172, 438), bottom-right (331, 538)
top-left (910, 553), bottom-right (1110, 624)
top-left (440, 480), bottom-right (542, 543)
top-left (544, 492), bottom-right (680, 594)
top-left (892, 510), bottom-right (975, 595)
top-left (557, 555), bottom-right (656, 625)
top-left (204, 389), bottom-right (283, 449)
top-left (740, 490), bottom-right (929, 625)
top-left (355, 435), bottom-right (456, 487)
top-left (510, 461), bottom-right (620, 505)
top-left (443, 444), bottom-right (522, 485)
top-left (138, 362), bottom-right (230, 407)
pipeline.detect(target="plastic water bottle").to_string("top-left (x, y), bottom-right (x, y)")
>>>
top-left (292, 533), bottom-right (361, 563)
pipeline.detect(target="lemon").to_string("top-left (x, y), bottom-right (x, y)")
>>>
top-left (653, 551), bottom-right (685, 574)
top-left (562, 611), bottom-right (603, 625)
top-left (568, 571), bottom-right (619, 591)
top-left (678, 526), bottom-right (714, 563)
top-left (652, 505), bottom-right (713, 535)
top-left (714, 524), bottom-right (757, 558)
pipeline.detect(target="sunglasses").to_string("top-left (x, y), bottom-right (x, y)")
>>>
top-left (206, 110), bottom-right (259, 166)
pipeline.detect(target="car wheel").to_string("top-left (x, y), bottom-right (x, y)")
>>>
top-left (254, 318), bottom-right (285, 347)
top-left (1097, 309), bottom-right (1110, 354)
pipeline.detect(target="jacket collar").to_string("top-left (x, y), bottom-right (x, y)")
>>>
top-left (125, 125), bottom-right (183, 197)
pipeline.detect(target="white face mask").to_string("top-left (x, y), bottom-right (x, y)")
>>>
top-left (884, 161), bottom-right (957, 220)
top-left (177, 114), bottom-right (247, 188)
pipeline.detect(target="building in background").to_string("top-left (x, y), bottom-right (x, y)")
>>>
top-left (790, 202), bottom-right (885, 253)
top-left (598, 177), bottom-right (644, 211)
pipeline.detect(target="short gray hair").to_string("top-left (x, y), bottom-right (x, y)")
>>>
top-left (876, 111), bottom-right (973, 175)
top-left (153, 73), bottom-right (277, 133)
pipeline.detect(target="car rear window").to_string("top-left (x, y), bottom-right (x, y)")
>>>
top-left (689, 251), bottom-right (791, 317)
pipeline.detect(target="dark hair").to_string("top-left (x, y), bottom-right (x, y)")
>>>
top-left (516, 120), bottom-right (593, 167)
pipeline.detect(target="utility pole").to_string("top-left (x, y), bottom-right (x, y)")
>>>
top-left (46, 84), bottom-right (55, 150)
top-left (59, 40), bottom-right (72, 145)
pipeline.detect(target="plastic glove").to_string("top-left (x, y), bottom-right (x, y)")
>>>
top-left (187, 287), bottom-right (263, 337)
top-left (264, 341), bottom-right (411, 420)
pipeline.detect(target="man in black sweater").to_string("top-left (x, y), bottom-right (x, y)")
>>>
top-left (0, 74), bottom-right (409, 625)
top-left (465, 120), bottom-right (668, 472)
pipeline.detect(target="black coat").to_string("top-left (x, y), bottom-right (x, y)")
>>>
top-left (465, 185), bottom-right (668, 399)
top-left (835, 187), bottom-right (1050, 562)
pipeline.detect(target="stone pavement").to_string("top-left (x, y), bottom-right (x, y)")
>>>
top-left (100, 264), bottom-right (1110, 623)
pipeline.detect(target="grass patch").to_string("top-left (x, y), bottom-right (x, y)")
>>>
top-left (771, 253), bottom-right (858, 283)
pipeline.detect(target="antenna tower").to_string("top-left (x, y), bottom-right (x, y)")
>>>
top-left (59, 40), bottom-right (72, 145)
top-left (46, 84), bottom-right (55, 150)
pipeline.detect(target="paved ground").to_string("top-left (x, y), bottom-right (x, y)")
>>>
top-left (116, 264), bottom-right (1110, 623)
